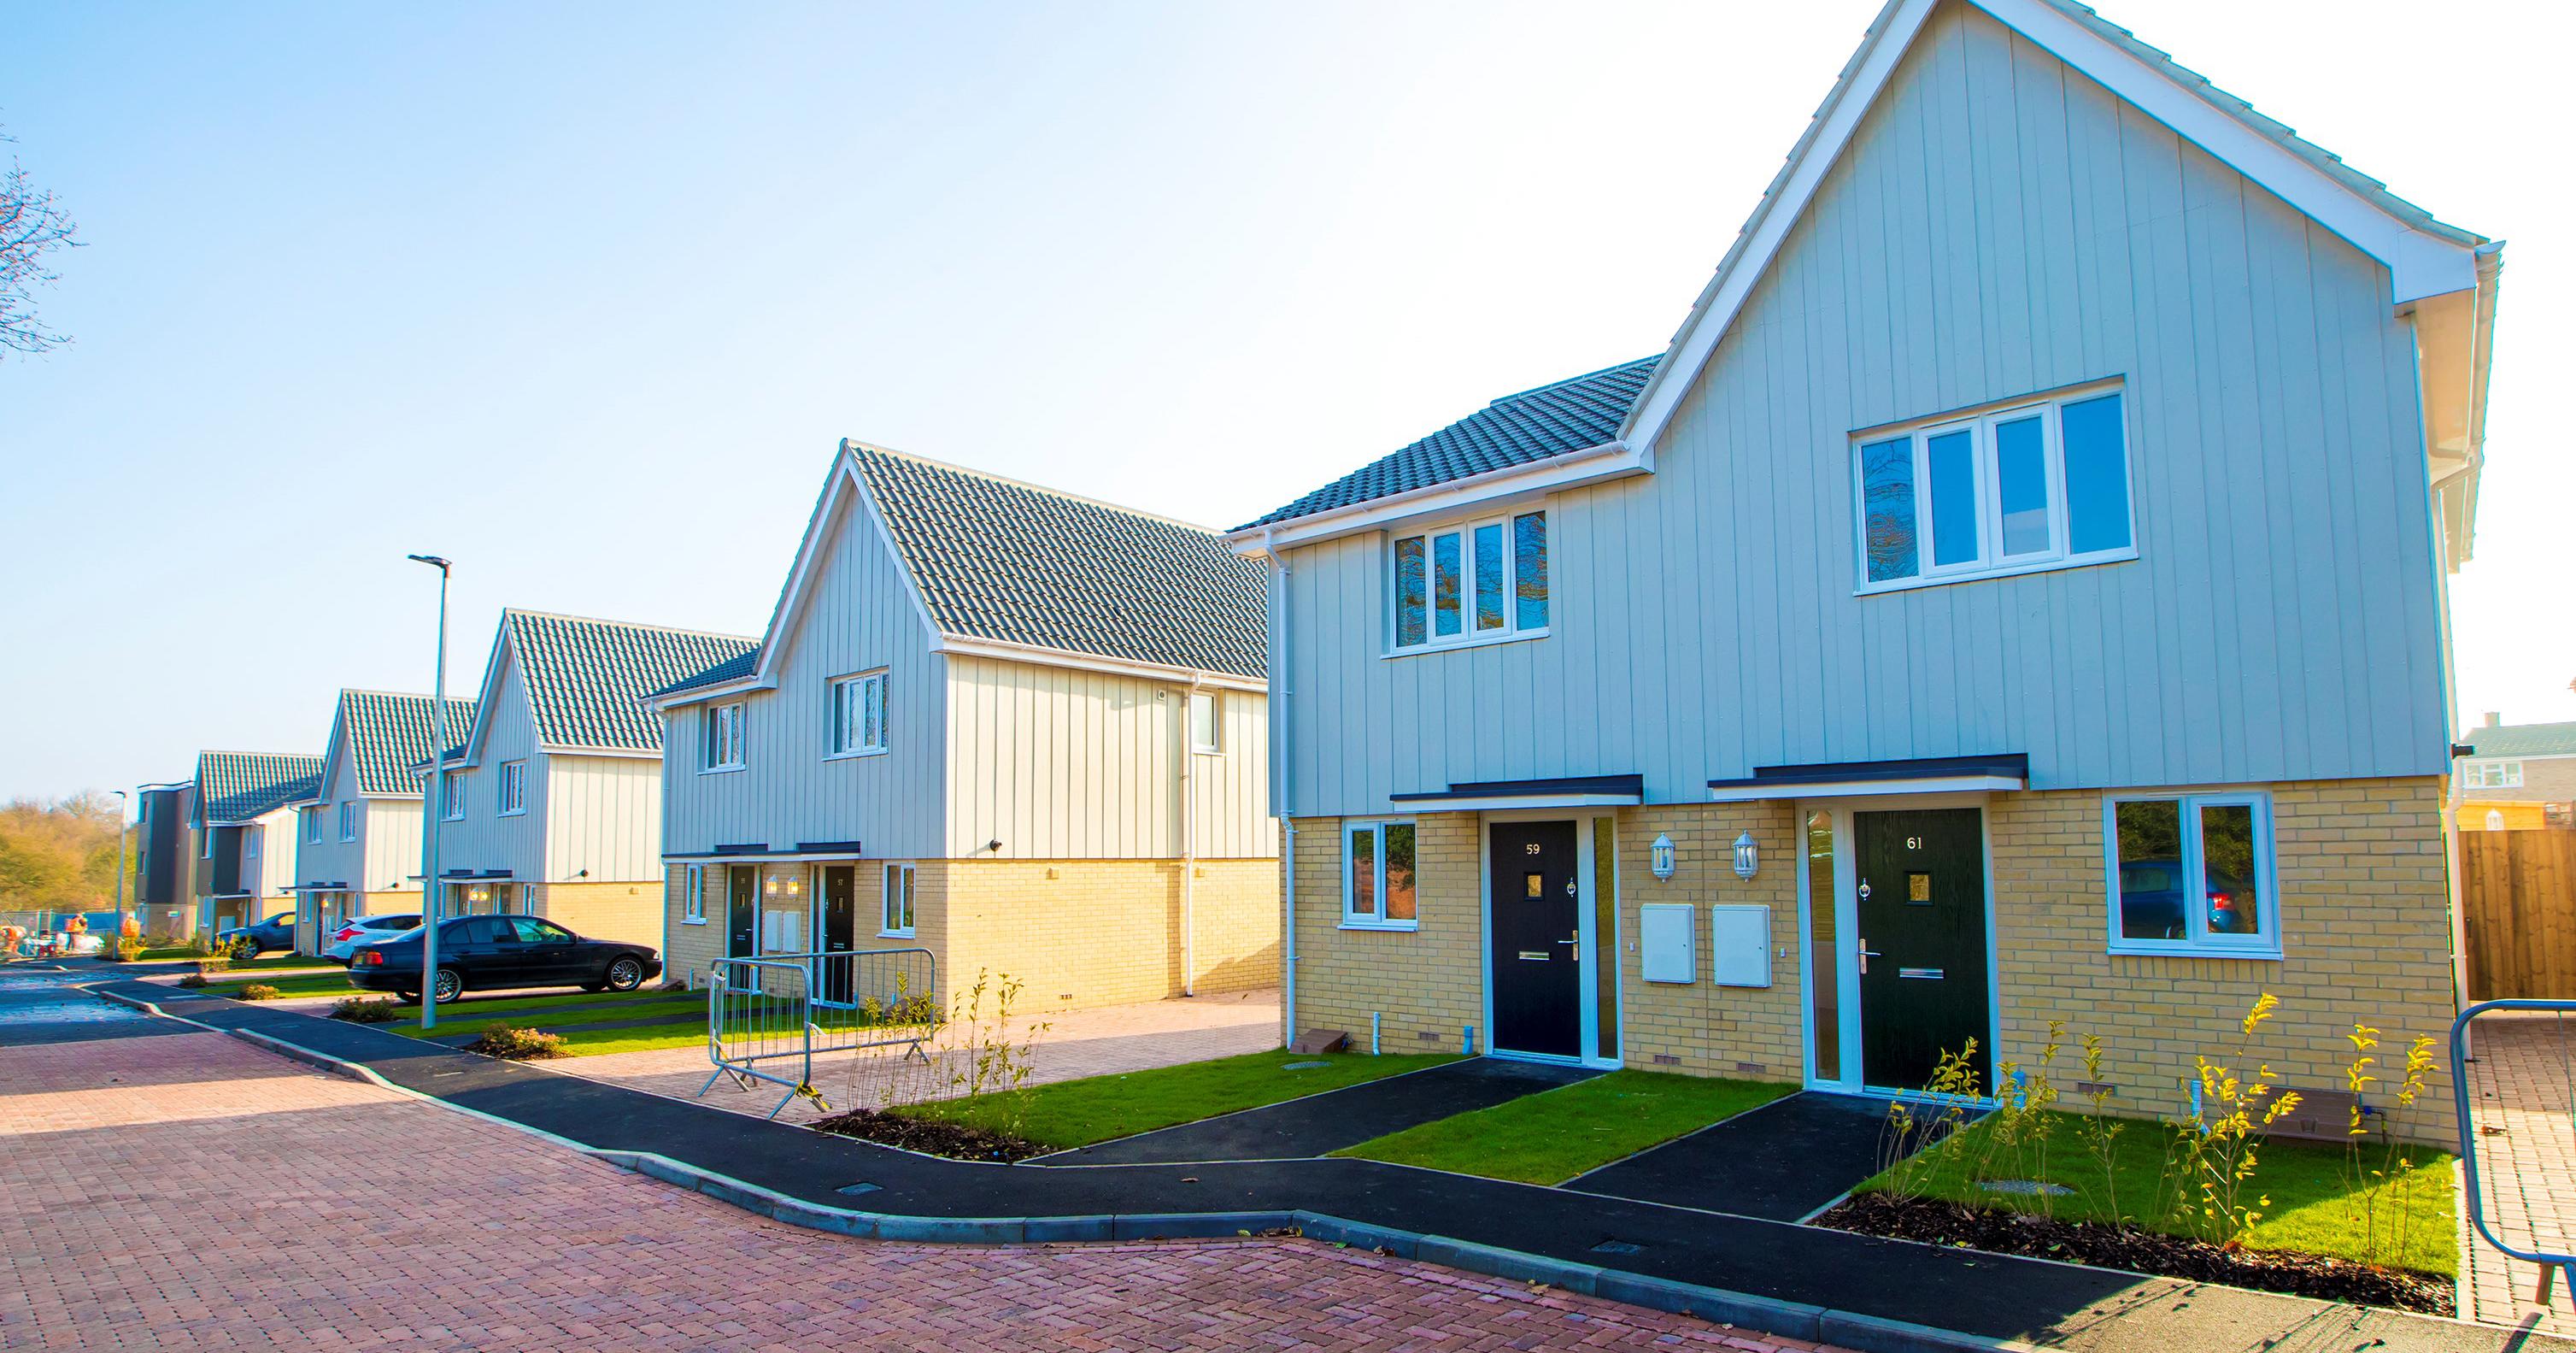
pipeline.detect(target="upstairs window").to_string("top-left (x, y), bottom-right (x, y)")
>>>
top-left (1391, 510), bottom-right (1548, 652)
top-left (200, 829), bottom-right (212, 860)
top-left (829, 672), bottom-right (888, 756)
top-left (703, 703), bottom-right (747, 771)
top-left (302, 807), bottom-right (321, 844)
top-left (497, 760), bottom-right (528, 815)
top-left (337, 802), bottom-right (357, 842)
top-left (441, 772), bottom-right (466, 821)
top-left (244, 826), bottom-right (260, 859)
top-left (1857, 383), bottom-right (2133, 592)
top-left (2464, 760), bottom-right (2523, 790)
top-left (1189, 691), bottom-right (1221, 754)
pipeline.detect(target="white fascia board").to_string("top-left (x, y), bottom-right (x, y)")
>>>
top-left (1624, 0), bottom-right (2483, 457)
top-left (535, 744), bottom-right (666, 761)
top-left (1225, 441), bottom-right (1642, 557)
top-left (1386, 792), bottom-right (1644, 813)
top-left (649, 677), bottom-right (773, 713)
top-left (1707, 774), bottom-right (2023, 803)
top-left (932, 634), bottom-right (1267, 694)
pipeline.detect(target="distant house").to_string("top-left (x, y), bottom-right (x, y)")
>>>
top-left (1229, 0), bottom-right (2497, 1142)
top-left (286, 690), bottom-right (478, 954)
top-left (188, 752), bottom-right (324, 936)
top-left (423, 609), bottom-right (756, 947)
top-left (2457, 713), bottom-right (2576, 830)
top-left (653, 441), bottom-right (1276, 1014)
top-left (132, 780), bottom-right (196, 939)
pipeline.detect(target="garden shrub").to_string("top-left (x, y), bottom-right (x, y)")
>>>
top-left (176, 974), bottom-right (208, 989)
top-left (238, 984), bottom-right (282, 1001)
top-left (329, 997), bottom-right (403, 1023)
top-left (465, 1026), bottom-right (567, 1060)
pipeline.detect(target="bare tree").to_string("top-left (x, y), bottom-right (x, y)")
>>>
top-left (0, 125), bottom-right (79, 357)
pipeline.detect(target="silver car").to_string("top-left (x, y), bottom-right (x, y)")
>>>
top-left (320, 914), bottom-right (422, 965)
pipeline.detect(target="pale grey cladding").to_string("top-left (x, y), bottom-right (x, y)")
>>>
top-left (1276, 2), bottom-right (2447, 815)
top-left (661, 489), bottom-right (949, 860)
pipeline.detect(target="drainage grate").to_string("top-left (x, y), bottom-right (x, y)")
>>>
top-left (1282, 1061), bottom-right (1332, 1070)
top-left (836, 1182), bottom-right (882, 1197)
top-left (1590, 1239), bottom-right (1643, 1256)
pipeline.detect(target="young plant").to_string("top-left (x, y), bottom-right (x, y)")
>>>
top-left (2171, 992), bottom-right (2300, 1249)
top-left (2072, 1031), bottom-right (2127, 1221)
top-left (1880, 1039), bottom-right (1983, 1203)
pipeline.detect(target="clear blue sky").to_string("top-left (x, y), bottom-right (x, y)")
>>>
top-left (3, 0), bottom-right (2565, 803)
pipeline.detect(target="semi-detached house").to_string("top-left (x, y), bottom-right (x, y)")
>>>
top-left (188, 750), bottom-right (323, 937)
top-left (285, 689), bottom-right (477, 954)
top-left (653, 440), bottom-right (1277, 1014)
top-left (1230, 0), bottom-right (2499, 1144)
top-left (424, 609), bottom-right (756, 948)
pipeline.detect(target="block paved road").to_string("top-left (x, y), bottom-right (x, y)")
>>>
top-left (0, 1021), bottom-right (1845, 1352)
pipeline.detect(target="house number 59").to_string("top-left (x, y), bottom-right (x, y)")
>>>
top-left (1525, 844), bottom-right (1542, 855)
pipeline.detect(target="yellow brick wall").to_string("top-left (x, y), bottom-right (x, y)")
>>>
top-left (1989, 778), bottom-right (2457, 1144)
top-left (531, 880), bottom-right (663, 949)
top-left (1284, 814), bottom-right (1485, 1054)
top-left (659, 856), bottom-right (1278, 1011)
top-left (936, 857), bottom-right (1279, 1014)
top-left (1610, 803), bottom-right (1805, 1084)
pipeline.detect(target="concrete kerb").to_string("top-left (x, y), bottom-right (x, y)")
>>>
top-left (73, 983), bottom-right (2031, 1353)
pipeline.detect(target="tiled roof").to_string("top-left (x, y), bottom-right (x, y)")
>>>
top-left (2467, 721), bottom-right (2576, 759)
top-left (1236, 357), bottom-right (1657, 531)
top-left (852, 444), bottom-right (1269, 681)
top-left (505, 610), bottom-right (759, 752)
top-left (652, 648), bottom-right (761, 700)
top-left (195, 751), bottom-right (323, 824)
top-left (333, 691), bottom-right (478, 797)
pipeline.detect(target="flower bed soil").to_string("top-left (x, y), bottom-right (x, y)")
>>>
top-left (1816, 1193), bottom-right (2451, 1315)
top-left (811, 1108), bottom-right (1048, 1163)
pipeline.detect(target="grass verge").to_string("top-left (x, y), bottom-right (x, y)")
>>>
top-left (901, 1050), bottom-right (1460, 1150)
top-left (400, 995), bottom-right (706, 1041)
top-left (1852, 1109), bottom-right (2457, 1277)
top-left (1329, 1070), bottom-right (1794, 1184)
top-left (196, 971), bottom-right (364, 998)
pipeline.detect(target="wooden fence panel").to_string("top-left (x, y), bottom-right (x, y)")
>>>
top-left (2462, 831), bottom-right (2576, 1000)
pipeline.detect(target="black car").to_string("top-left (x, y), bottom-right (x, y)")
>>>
top-left (348, 915), bottom-right (662, 1004)
top-left (217, 913), bottom-right (298, 958)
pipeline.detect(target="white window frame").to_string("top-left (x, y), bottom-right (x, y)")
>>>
top-left (1387, 509), bottom-right (1550, 656)
top-left (338, 802), bottom-right (358, 842)
top-left (682, 865), bottom-right (706, 924)
top-left (496, 760), bottom-right (529, 816)
top-left (2464, 759), bottom-right (2524, 790)
top-left (2103, 790), bottom-right (2280, 959)
top-left (1341, 820), bottom-right (1419, 932)
top-left (827, 671), bottom-right (889, 758)
top-left (702, 702), bottom-right (747, 773)
top-left (201, 829), bottom-right (213, 860)
top-left (244, 826), bottom-right (260, 859)
top-left (1853, 379), bottom-right (2137, 595)
top-left (880, 862), bottom-right (916, 938)
top-left (1189, 690), bottom-right (1221, 755)
top-left (442, 774), bottom-right (466, 821)
top-left (302, 806), bottom-right (322, 844)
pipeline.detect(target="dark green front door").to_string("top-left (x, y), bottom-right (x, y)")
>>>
top-left (1854, 808), bottom-right (1991, 1093)
top-left (1489, 821), bottom-right (1581, 1057)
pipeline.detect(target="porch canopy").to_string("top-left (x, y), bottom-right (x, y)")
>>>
top-left (1705, 754), bottom-right (2027, 802)
top-left (1388, 774), bottom-right (1644, 813)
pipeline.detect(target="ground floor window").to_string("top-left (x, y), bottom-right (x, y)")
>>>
top-left (1341, 821), bottom-right (1417, 928)
top-left (881, 863), bottom-right (916, 937)
top-left (2104, 791), bottom-right (2277, 957)
top-left (1804, 809), bottom-right (1840, 1082)
top-left (682, 865), bottom-right (706, 923)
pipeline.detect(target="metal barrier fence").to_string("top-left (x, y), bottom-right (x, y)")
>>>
top-left (2452, 998), bottom-right (2576, 1303)
top-left (699, 947), bottom-right (939, 1119)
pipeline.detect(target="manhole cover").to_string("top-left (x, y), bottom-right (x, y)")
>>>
top-left (1590, 1239), bottom-right (1643, 1255)
top-left (1282, 1061), bottom-right (1331, 1070)
top-left (836, 1182), bottom-right (881, 1197)
top-left (1976, 1179), bottom-right (2072, 1197)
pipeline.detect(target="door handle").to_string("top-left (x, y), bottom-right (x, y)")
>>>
top-left (1858, 938), bottom-right (1881, 975)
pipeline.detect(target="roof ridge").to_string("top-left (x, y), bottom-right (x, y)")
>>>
top-left (843, 439), bottom-right (1228, 538)
top-left (1487, 355), bottom-right (1661, 408)
top-left (502, 607), bottom-right (757, 644)
top-left (197, 749), bottom-right (324, 760)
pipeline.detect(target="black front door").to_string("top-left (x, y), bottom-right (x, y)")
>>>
top-left (1855, 808), bottom-right (1991, 1092)
top-left (819, 866), bottom-right (856, 1003)
top-left (725, 865), bottom-right (757, 961)
top-left (1489, 821), bottom-right (1581, 1057)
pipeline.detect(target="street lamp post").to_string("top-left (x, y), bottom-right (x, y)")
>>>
top-left (112, 789), bottom-right (130, 953)
top-left (408, 554), bottom-right (452, 1031)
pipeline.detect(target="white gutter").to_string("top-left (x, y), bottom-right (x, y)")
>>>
top-left (1180, 676), bottom-right (1200, 998)
top-left (1268, 529), bottom-right (1297, 1045)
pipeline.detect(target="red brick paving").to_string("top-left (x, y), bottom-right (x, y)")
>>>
top-left (0, 1029), bottom-right (1844, 1351)
top-left (2461, 1011), bottom-right (2576, 1331)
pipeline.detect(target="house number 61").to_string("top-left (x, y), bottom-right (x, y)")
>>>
top-left (1906, 836), bottom-right (1924, 850)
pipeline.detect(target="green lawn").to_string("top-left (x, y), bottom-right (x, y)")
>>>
top-left (197, 971), bottom-right (366, 998)
top-left (393, 988), bottom-right (701, 1026)
top-left (1330, 1070), bottom-right (1796, 1185)
top-left (901, 1050), bottom-right (1461, 1150)
top-left (1857, 1109), bottom-right (2458, 1277)
top-left (138, 950), bottom-right (314, 968)
top-left (396, 994), bottom-right (706, 1041)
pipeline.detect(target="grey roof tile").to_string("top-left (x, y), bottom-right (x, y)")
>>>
top-left (333, 691), bottom-right (478, 797)
top-left (851, 445), bottom-right (1268, 681)
top-left (195, 751), bottom-right (324, 824)
top-left (1236, 357), bottom-right (1657, 531)
top-left (2467, 721), bottom-right (2576, 760)
top-left (505, 611), bottom-right (759, 752)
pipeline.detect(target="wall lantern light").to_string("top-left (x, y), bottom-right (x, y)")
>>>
top-left (465, 884), bottom-right (490, 904)
top-left (1732, 832), bottom-right (1759, 881)
top-left (764, 875), bottom-right (780, 897)
top-left (1650, 833), bottom-right (1675, 881)
top-left (784, 875), bottom-right (803, 898)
